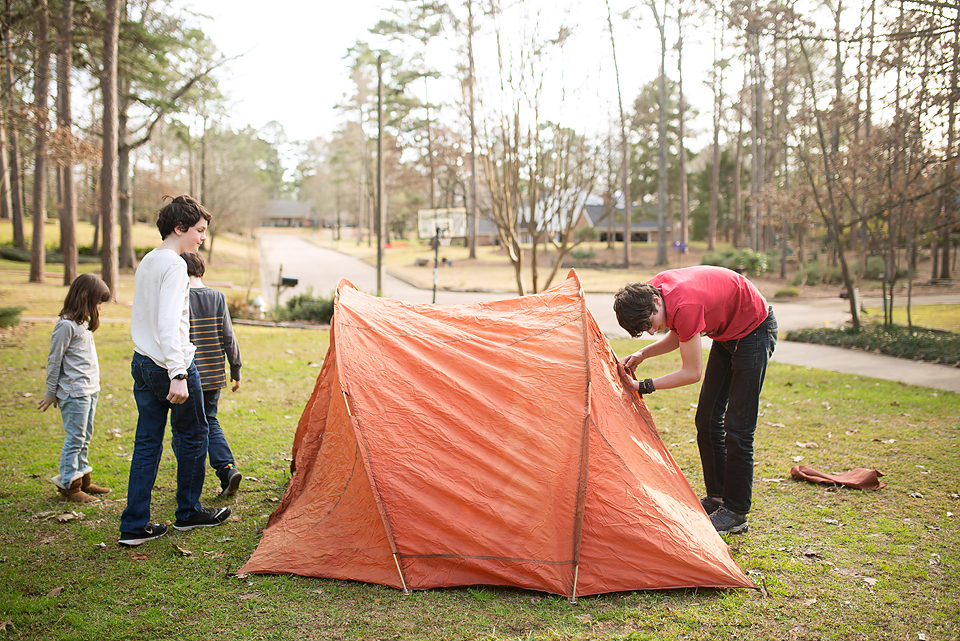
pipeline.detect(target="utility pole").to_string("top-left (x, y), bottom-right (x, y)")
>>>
top-left (376, 54), bottom-right (385, 296)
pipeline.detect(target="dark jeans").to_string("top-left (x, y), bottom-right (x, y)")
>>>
top-left (695, 308), bottom-right (778, 515)
top-left (120, 353), bottom-right (208, 536)
top-left (202, 388), bottom-right (236, 472)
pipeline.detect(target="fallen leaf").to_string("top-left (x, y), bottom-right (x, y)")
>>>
top-left (796, 441), bottom-right (818, 449)
top-left (0, 620), bottom-right (13, 631)
top-left (46, 586), bottom-right (63, 597)
top-left (56, 511), bottom-right (83, 522)
top-left (862, 577), bottom-right (877, 587)
top-left (800, 597), bottom-right (817, 606)
top-left (823, 518), bottom-right (842, 526)
top-left (801, 548), bottom-right (822, 558)
top-left (172, 544), bottom-right (193, 556)
top-left (791, 456), bottom-right (804, 462)
top-left (909, 492), bottom-right (924, 499)
top-left (240, 593), bottom-right (258, 600)
top-left (130, 552), bottom-right (148, 560)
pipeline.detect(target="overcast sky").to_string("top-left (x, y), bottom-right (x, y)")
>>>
top-left (194, 0), bottom-right (729, 149)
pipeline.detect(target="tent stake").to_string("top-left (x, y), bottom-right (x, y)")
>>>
top-left (393, 554), bottom-right (411, 595)
top-left (568, 565), bottom-right (579, 604)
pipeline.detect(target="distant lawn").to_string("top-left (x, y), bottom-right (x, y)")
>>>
top-left (863, 303), bottom-right (960, 333)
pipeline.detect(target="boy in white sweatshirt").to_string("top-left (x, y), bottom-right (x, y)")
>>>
top-left (119, 195), bottom-right (231, 546)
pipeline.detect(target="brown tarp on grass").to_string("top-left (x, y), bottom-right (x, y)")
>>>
top-left (240, 271), bottom-right (755, 598)
top-left (790, 465), bottom-right (887, 490)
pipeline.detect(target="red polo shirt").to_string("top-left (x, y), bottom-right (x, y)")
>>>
top-left (648, 266), bottom-right (769, 343)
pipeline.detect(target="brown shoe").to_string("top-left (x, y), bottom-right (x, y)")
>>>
top-left (81, 472), bottom-right (111, 495)
top-left (59, 477), bottom-right (99, 503)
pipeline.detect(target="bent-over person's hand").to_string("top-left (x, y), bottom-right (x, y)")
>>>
top-left (167, 378), bottom-right (189, 404)
top-left (622, 350), bottom-right (645, 376)
top-left (231, 379), bottom-right (241, 392)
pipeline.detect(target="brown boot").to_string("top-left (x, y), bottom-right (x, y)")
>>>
top-left (81, 472), bottom-right (111, 495)
top-left (58, 477), bottom-right (98, 503)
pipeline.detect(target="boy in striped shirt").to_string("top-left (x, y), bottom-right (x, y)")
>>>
top-left (181, 252), bottom-right (243, 497)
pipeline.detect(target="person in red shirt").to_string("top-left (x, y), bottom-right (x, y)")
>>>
top-left (614, 265), bottom-right (778, 535)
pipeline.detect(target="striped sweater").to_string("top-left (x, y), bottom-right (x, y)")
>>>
top-left (188, 286), bottom-right (242, 391)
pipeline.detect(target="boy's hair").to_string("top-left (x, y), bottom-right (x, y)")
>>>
top-left (613, 282), bottom-right (661, 337)
top-left (60, 273), bottom-right (111, 332)
top-left (156, 195), bottom-right (212, 239)
top-left (181, 252), bottom-right (205, 278)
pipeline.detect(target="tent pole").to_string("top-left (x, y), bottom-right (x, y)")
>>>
top-left (393, 554), bottom-right (411, 595)
top-left (568, 565), bottom-right (579, 604)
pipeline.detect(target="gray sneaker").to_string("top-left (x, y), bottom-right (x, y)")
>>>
top-left (701, 496), bottom-right (723, 515)
top-left (710, 506), bottom-right (748, 534)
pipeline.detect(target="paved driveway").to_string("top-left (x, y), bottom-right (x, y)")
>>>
top-left (258, 233), bottom-right (960, 392)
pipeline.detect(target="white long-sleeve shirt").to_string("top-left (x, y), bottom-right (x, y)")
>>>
top-left (131, 248), bottom-right (195, 378)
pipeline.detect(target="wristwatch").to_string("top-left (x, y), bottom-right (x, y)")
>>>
top-left (638, 378), bottom-right (656, 395)
top-left (172, 373), bottom-right (187, 380)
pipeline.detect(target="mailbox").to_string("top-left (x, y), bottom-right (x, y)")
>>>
top-left (281, 276), bottom-right (299, 287)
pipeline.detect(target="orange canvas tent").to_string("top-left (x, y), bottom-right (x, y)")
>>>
top-left (240, 271), bottom-right (755, 598)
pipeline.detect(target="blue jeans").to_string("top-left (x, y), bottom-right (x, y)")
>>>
top-left (172, 388), bottom-right (235, 473)
top-left (695, 308), bottom-right (778, 515)
top-left (203, 389), bottom-right (236, 472)
top-left (120, 353), bottom-right (209, 536)
top-left (58, 394), bottom-right (98, 486)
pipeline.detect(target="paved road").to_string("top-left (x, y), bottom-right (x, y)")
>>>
top-left (257, 233), bottom-right (960, 393)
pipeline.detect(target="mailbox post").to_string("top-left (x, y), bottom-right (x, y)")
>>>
top-left (275, 264), bottom-right (299, 314)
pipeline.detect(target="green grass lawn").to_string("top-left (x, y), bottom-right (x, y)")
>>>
top-left (1, 232), bottom-right (958, 640)
top-left (0, 316), bottom-right (957, 640)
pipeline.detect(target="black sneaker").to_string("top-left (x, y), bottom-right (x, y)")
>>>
top-left (701, 496), bottom-right (723, 515)
top-left (119, 523), bottom-right (168, 547)
top-left (218, 465), bottom-right (242, 497)
top-left (173, 506), bottom-right (231, 531)
top-left (710, 506), bottom-right (749, 535)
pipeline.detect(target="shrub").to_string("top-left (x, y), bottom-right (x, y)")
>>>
top-left (774, 286), bottom-right (799, 298)
top-left (0, 306), bottom-right (24, 328)
top-left (570, 249), bottom-right (596, 260)
top-left (699, 248), bottom-right (768, 276)
top-left (1, 245), bottom-right (99, 264)
top-left (279, 289), bottom-right (335, 324)
top-left (786, 324), bottom-right (960, 367)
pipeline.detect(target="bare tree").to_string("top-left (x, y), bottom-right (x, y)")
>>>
top-left (29, 0), bottom-right (50, 284)
top-left (647, 0), bottom-right (670, 265)
top-left (606, 0), bottom-right (632, 267)
top-left (3, 14), bottom-right (25, 248)
top-left (57, 0), bottom-right (77, 285)
top-left (101, 0), bottom-right (120, 298)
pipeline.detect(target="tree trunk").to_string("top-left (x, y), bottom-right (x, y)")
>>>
top-left (708, 0), bottom-right (724, 253)
top-left (939, 6), bottom-right (958, 282)
top-left (654, 0), bottom-right (669, 265)
top-left (0, 92), bottom-right (10, 222)
top-left (101, 0), bottom-right (120, 299)
top-left (676, 3), bottom-right (689, 248)
top-left (30, 0), bottom-right (51, 284)
top-left (466, 0), bottom-right (478, 259)
top-left (58, 0), bottom-right (77, 285)
top-left (606, 0), bottom-right (631, 268)
top-left (3, 21), bottom-right (25, 248)
top-left (734, 100), bottom-right (744, 249)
